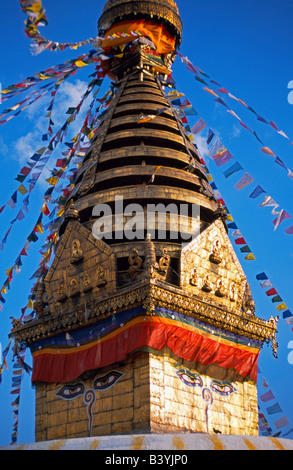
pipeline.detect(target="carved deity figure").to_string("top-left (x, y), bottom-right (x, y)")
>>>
top-left (209, 238), bottom-right (222, 264)
top-left (202, 274), bottom-right (213, 293)
top-left (82, 273), bottom-right (93, 292)
top-left (158, 248), bottom-right (171, 279)
top-left (69, 278), bottom-right (79, 297)
top-left (128, 248), bottom-right (143, 281)
top-left (190, 267), bottom-right (198, 287)
top-left (95, 265), bottom-right (107, 287)
top-left (70, 239), bottom-right (83, 264)
top-left (229, 282), bottom-right (237, 302)
top-left (215, 278), bottom-right (225, 298)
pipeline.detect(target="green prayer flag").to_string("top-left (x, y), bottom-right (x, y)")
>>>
top-left (272, 295), bottom-right (282, 303)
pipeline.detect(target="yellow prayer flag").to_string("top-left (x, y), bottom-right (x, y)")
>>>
top-left (42, 248), bottom-right (51, 259)
top-left (276, 303), bottom-right (288, 311)
top-left (57, 207), bottom-right (65, 217)
top-left (1, 286), bottom-right (7, 294)
top-left (35, 224), bottom-right (44, 234)
top-left (75, 60), bottom-right (87, 68)
top-left (245, 253), bottom-right (256, 260)
top-left (46, 176), bottom-right (59, 186)
top-left (226, 214), bottom-right (234, 222)
top-left (86, 130), bottom-right (95, 140)
top-left (67, 115), bottom-right (75, 124)
top-left (38, 73), bottom-right (49, 80)
top-left (5, 267), bottom-right (13, 277)
top-left (17, 184), bottom-right (28, 195)
top-left (27, 299), bottom-right (34, 310)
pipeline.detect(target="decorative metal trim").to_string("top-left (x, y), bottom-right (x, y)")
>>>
top-left (11, 278), bottom-right (278, 356)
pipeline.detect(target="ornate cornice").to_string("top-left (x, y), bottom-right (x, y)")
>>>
top-left (11, 279), bottom-right (278, 357)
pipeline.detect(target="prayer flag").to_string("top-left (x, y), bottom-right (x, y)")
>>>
top-left (235, 237), bottom-right (247, 245)
top-left (275, 157), bottom-right (287, 169)
top-left (272, 296), bottom-right (282, 303)
top-left (266, 403), bottom-right (282, 415)
top-left (240, 246), bottom-right (251, 253)
top-left (203, 87), bottom-right (219, 98)
top-left (191, 118), bottom-right (206, 135)
top-left (235, 173), bottom-right (254, 190)
top-left (259, 196), bottom-right (279, 210)
top-left (223, 161), bottom-right (243, 179)
top-left (240, 121), bottom-right (252, 132)
top-left (260, 147), bottom-right (276, 157)
top-left (249, 185), bottom-right (265, 199)
top-left (253, 131), bottom-right (264, 144)
top-left (265, 288), bottom-right (278, 296)
top-left (245, 253), bottom-right (256, 260)
top-left (284, 225), bottom-right (293, 235)
top-left (214, 150), bottom-right (233, 167)
top-left (274, 416), bottom-right (290, 430)
top-left (276, 303), bottom-right (288, 311)
top-left (273, 210), bottom-right (291, 230)
top-left (269, 121), bottom-right (279, 131)
top-left (257, 115), bottom-right (268, 124)
top-left (260, 280), bottom-right (273, 289)
top-left (283, 310), bottom-right (293, 318)
top-left (256, 273), bottom-right (268, 280)
top-left (260, 390), bottom-right (275, 403)
top-left (227, 109), bottom-right (241, 121)
top-left (206, 129), bottom-right (215, 145)
top-left (227, 222), bottom-right (238, 230)
top-left (17, 184), bottom-right (28, 195)
top-left (214, 97), bottom-right (229, 108)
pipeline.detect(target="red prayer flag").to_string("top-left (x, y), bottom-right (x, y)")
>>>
top-left (265, 288), bottom-right (278, 296)
top-left (270, 121), bottom-right (279, 131)
top-left (235, 238), bottom-right (247, 245)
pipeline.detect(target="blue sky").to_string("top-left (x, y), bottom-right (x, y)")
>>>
top-left (1, 0), bottom-right (293, 446)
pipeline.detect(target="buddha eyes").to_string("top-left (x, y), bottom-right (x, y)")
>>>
top-left (56, 370), bottom-right (125, 401)
top-left (93, 371), bottom-right (124, 391)
top-left (176, 369), bottom-right (236, 397)
top-left (176, 369), bottom-right (203, 388)
top-left (210, 381), bottom-right (236, 396)
top-left (56, 383), bottom-right (85, 400)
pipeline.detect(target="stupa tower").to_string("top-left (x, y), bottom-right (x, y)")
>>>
top-left (12, 0), bottom-right (278, 441)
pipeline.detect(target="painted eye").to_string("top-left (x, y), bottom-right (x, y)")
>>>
top-left (211, 381), bottom-right (236, 396)
top-left (176, 369), bottom-right (203, 388)
top-left (56, 383), bottom-right (85, 400)
top-left (93, 370), bottom-right (124, 391)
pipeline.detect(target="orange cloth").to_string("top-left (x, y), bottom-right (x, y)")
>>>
top-left (103, 20), bottom-right (176, 54)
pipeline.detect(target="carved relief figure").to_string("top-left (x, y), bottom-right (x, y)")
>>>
top-left (215, 278), bottom-right (225, 298)
top-left (242, 282), bottom-right (256, 316)
top-left (190, 267), bottom-right (198, 287)
top-left (229, 282), bottom-right (237, 302)
top-left (57, 270), bottom-right (67, 302)
top-left (209, 238), bottom-right (222, 264)
top-left (128, 248), bottom-right (143, 281)
top-left (157, 248), bottom-right (171, 279)
top-left (69, 278), bottom-right (79, 297)
top-left (82, 273), bottom-right (93, 292)
top-left (70, 239), bottom-right (83, 264)
top-left (202, 274), bottom-right (213, 293)
top-left (95, 265), bottom-right (107, 287)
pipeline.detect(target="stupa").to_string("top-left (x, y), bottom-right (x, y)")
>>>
top-left (11, 0), bottom-right (279, 444)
